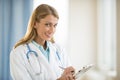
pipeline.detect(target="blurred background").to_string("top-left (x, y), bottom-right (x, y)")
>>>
top-left (0, 0), bottom-right (120, 80)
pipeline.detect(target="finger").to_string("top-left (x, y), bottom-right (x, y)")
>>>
top-left (68, 74), bottom-right (75, 80)
top-left (68, 66), bottom-right (75, 73)
top-left (70, 67), bottom-right (75, 74)
top-left (71, 70), bottom-right (75, 75)
top-left (63, 69), bottom-right (69, 75)
top-left (65, 75), bottom-right (69, 80)
top-left (64, 67), bottom-right (75, 74)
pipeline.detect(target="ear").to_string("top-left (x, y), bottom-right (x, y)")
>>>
top-left (34, 22), bottom-right (38, 28)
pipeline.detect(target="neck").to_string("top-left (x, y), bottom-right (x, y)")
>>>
top-left (34, 37), bottom-right (47, 49)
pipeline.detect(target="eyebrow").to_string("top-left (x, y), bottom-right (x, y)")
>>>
top-left (44, 21), bottom-right (58, 24)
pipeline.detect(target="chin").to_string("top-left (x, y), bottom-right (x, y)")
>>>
top-left (45, 38), bottom-right (51, 41)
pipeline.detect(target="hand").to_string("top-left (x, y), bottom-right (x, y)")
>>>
top-left (57, 66), bottom-right (75, 80)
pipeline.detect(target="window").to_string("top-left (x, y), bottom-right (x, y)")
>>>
top-left (97, 0), bottom-right (116, 76)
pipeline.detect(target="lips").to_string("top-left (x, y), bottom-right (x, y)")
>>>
top-left (45, 33), bottom-right (53, 38)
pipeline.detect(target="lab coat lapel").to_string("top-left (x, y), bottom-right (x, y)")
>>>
top-left (49, 45), bottom-right (56, 67)
top-left (29, 42), bottom-right (57, 79)
top-left (49, 44), bottom-right (61, 77)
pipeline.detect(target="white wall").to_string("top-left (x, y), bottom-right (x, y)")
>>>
top-left (68, 0), bottom-right (118, 80)
top-left (68, 0), bottom-right (97, 70)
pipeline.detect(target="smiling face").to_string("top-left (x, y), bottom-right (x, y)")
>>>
top-left (34, 14), bottom-right (58, 45)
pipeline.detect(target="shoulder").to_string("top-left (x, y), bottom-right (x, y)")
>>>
top-left (13, 44), bottom-right (26, 52)
top-left (10, 44), bottom-right (27, 57)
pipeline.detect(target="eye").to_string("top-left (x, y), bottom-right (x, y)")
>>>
top-left (44, 23), bottom-right (58, 28)
top-left (54, 24), bottom-right (58, 28)
top-left (45, 23), bottom-right (51, 27)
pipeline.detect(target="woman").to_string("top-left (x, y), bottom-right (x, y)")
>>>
top-left (10, 4), bottom-right (75, 80)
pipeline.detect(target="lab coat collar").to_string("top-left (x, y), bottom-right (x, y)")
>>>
top-left (32, 40), bottom-right (50, 50)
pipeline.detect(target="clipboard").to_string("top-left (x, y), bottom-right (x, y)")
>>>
top-left (74, 64), bottom-right (94, 79)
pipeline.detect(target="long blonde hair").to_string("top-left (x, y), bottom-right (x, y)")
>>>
top-left (14, 4), bottom-right (59, 48)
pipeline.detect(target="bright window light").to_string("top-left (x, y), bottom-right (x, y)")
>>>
top-left (97, 0), bottom-right (116, 75)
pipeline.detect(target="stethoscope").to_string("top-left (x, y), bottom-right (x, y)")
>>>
top-left (26, 43), bottom-right (62, 75)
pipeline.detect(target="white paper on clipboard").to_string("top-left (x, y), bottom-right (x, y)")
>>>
top-left (74, 64), bottom-right (94, 79)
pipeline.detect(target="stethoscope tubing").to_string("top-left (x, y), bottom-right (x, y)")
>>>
top-left (26, 43), bottom-right (63, 75)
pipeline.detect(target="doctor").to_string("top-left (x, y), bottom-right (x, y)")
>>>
top-left (10, 4), bottom-right (75, 80)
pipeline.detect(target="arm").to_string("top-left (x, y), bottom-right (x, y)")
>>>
top-left (54, 43), bottom-right (71, 67)
top-left (10, 48), bottom-right (32, 80)
top-left (54, 43), bottom-right (75, 80)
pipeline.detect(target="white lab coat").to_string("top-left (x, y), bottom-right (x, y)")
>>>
top-left (10, 42), bottom-right (71, 80)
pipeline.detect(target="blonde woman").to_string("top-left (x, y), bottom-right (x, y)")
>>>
top-left (10, 4), bottom-right (75, 80)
